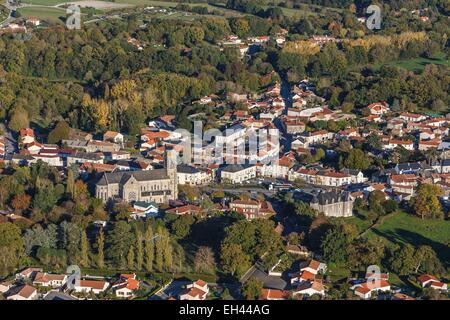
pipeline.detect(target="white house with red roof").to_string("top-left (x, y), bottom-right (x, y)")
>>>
top-left (112, 274), bottom-right (140, 298)
top-left (417, 274), bottom-right (448, 291)
top-left (399, 112), bottom-right (427, 123)
top-left (259, 288), bottom-right (290, 300)
top-left (368, 102), bottom-right (389, 115)
top-left (73, 279), bottom-right (109, 294)
top-left (179, 279), bottom-right (209, 300)
top-left (6, 284), bottom-right (38, 300)
top-left (19, 128), bottom-right (35, 145)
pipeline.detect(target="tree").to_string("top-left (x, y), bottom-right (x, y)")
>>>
top-left (413, 245), bottom-right (443, 275)
top-left (0, 222), bottom-right (25, 277)
top-left (171, 215), bottom-right (195, 239)
top-left (96, 229), bottom-right (105, 269)
top-left (66, 169), bottom-right (75, 200)
top-left (412, 184), bottom-right (444, 219)
top-left (11, 193), bottom-right (31, 212)
top-left (48, 121), bottom-right (70, 144)
top-left (194, 246), bottom-right (216, 274)
top-left (242, 278), bottom-right (263, 300)
top-left (8, 106), bottom-right (29, 132)
top-left (220, 243), bottom-right (250, 277)
top-left (344, 149), bottom-right (371, 170)
top-left (321, 223), bottom-right (356, 265)
top-left (388, 244), bottom-right (417, 275)
top-left (106, 221), bottom-right (134, 269)
top-left (144, 224), bottom-right (154, 272)
top-left (127, 245), bottom-right (135, 270)
top-left (135, 230), bottom-right (144, 271)
top-left (80, 230), bottom-right (89, 267)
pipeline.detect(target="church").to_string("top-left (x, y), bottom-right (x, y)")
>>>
top-left (95, 150), bottom-right (178, 204)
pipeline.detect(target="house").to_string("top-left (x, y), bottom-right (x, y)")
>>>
top-left (384, 139), bottom-right (414, 151)
top-left (112, 274), bottom-right (140, 298)
top-left (165, 204), bottom-right (202, 216)
top-left (399, 112), bottom-right (427, 123)
top-left (103, 131), bottom-right (124, 145)
top-left (295, 190), bottom-right (355, 217)
top-left (179, 280), bottom-right (209, 300)
top-left (177, 165), bottom-right (212, 185)
top-left (292, 280), bottom-right (325, 297)
top-left (0, 281), bottom-right (13, 294)
top-left (286, 244), bottom-right (309, 257)
top-left (16, 267), bottom-right (43, 280)
top-left (73, 279), bottom-right (109, 294)
top-left (6, 285), bottom-right (38, 300)
top-left (220, 164), bottom-right (257, 184)
top-left (67, 151), bottom-right (103, 166)
top-left (300, 259), bottom-right (327, 275)
top-left (417, 275), bottom-right (448, 291)
top-left (130, 201), bottom-right (159, 219)
top-left (341, 169), bottom-right (366, 183)
top-left (33, 272), bottom-right (67, 288)
top-left (367, 102), bottom-right (389, 115)
top-left (259, 288), bottom-right (290, 300)
top-left (229, 199), bottom-right (275, 220)
top-left (353, 280), bottom-right (391, 300)
top-left (392, 293), bottom-right (415, 300)
top-left (20, 128), bottom-right (35, 144)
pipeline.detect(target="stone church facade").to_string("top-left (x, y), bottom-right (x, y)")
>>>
top-left (95, 150), bottom-right (178, 204)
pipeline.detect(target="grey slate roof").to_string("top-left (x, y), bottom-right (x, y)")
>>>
top-left (177, 164), bottom-right (200, 174)
top-left (96, 169), bottom-right (169, 186)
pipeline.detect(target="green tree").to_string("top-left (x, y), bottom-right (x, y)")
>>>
top-left (135, 230), bottom-right (144, 271)
top-left (220, 243), bottom-right (251, 277)
top-left (344, 149), bottom-right (371, 170)
top-left (48, 121), bottom-right (70, 144)
top-left (412, 184), bottom-right (444, 219)
top-left (144, 224), bottom-right (154, 272)
top-left (96, 229), bottom-right (105, 269)
top-left (127, 245), bottom-right (135, 270)
top-left (242, 278), bottom-right (263, 300)
top-left (106, 221), bottom-right (134, 269)
top-left (80, 230), bottom-right (89, 267)
top-left (0, 222), bottom-right (25, 277)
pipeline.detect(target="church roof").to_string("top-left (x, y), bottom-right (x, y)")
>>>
top-left (96, 169), bottom-right (169, 186)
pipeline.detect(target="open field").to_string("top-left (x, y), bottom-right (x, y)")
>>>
top-left (17, 6), bottom-right (66, 23)
top-left (365, 211), bottom-right (450, 269)
top-left (375, 53), bottom-right (449, 73)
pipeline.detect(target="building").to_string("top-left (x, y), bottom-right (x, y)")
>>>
top-left (417, 274), bottom-right (448, 291)
top-left (95, 150), bottom-right (178, 204)
top-left (295, 190), bottom-right (354, 217)
top-left (367, 102), bottom-right (389, 115)
top-left (73, 280), bottom-right (109, 294)
top-left (220, 164), bottom-right (257, 183)
top-left (259, 288), bottom-right (290, 300)
top-left (229, 199), bottom-right (275, 220)
top-left (179, 280), bottom-right (209, 300)
top-left (112, 274), bottom-right (140, 298)
top-left (103, 131), bottom-right (124, 145)
top-left (33, 272), bottom-right (67, 288)
top-left (6, 285), bottom-right (38, 300)
top-left (177, 165), bottom-right (212, 185)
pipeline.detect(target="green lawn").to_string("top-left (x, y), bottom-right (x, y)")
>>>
top-left (365, 211), bottom-right (450, 267)
top-left (18, 0), bottom-right (67, 5)
top-left (17, 6), bottom-right (66, 23)
top-left (376, 53), bottom-right (449, 73)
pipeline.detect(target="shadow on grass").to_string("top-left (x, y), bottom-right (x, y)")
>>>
top-left (371, 228), bottom-right (450, 269)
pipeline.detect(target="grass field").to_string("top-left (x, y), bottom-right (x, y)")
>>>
top-left (365, 211), bottom-right (450, 268)
top-left (17, 6), bottom-right (66, 23)
top-left (376, 53), bottom-right (449, 73)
